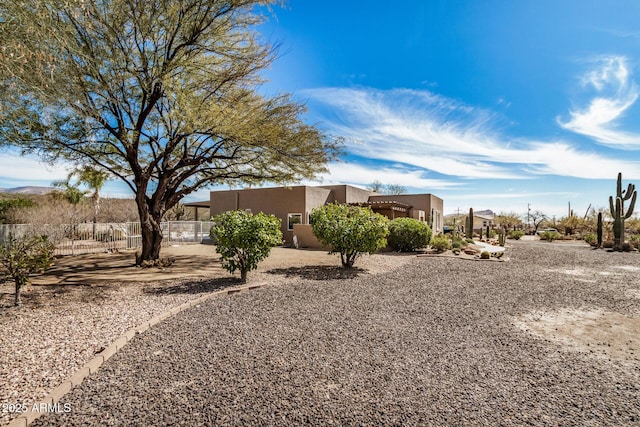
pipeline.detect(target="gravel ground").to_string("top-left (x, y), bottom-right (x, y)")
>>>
top-left (19, 242), bottom-right (640, 425)
top-left (1, 248), bottom-right (409, 426)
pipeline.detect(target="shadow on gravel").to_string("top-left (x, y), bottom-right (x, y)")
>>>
top-left (266, 265), bottom-right (365, 280)
top-left (143, 277), bottom-right (242, 295)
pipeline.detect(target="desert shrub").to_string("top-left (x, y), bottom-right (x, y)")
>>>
top-left (310, 203), bottom-right (389, 268)
top-left (0, 234), bottom-right (55, 306)
top-left (539, 230), bottom-right (560, 242)
top-left (583, 233), bottom-right (597, 246)
top-left (508, 230), bottom-right (524, 240)
top-left (465, 238), bottom-right (474, 244)
top-left (480, 250), bottom-right (491, 259)
top-left (430, 235), bottom-right (451, 252)
top-left (210, 211), bottom-right (282, 283)
top-left (388, 218), bottom-right (432, 252)
top-left (451, 241), bottom-right (462, 249)
top-left (629, 235), bottom-right (640, 249)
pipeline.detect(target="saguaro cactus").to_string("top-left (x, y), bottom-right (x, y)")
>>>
top-left (609, 173), bottom-right (637, 250)
top-left (466, 208), bottom-right (474, 239)
top-left (596, 212), bottom-right (603, 248)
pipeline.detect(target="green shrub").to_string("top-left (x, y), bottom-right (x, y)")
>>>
top-left (451, 241), bottom-right (462, 249)
top-left (480, 250), bottom-right (491, 259)
top-left (210, 211), bottom-right (282, 283)
top-left (465, 238), bottom-right (474, 244)
top-left (388, 218), bottom-right (432, 252)
top-left (0, 234), bottom-right (55, 306)
top-left (539, 230), bottom-right (560, 242)
top-left (508, 230), bottom-right (524, 240)
top-left (310, 203), bottom-right (389, 268)
top-left (583, 233), bottom-right (597, 246)
top-left (430, 235), bottom-right (451, 252)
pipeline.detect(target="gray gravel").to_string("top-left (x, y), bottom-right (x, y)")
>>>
top-left (33, 241), bottom-right (640, 426)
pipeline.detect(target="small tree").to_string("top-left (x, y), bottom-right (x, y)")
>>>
top-left (210, 211), bottom-right (282, 283)
top-left (388, 217), bottom-right (432, 252)
top-left (310, 204), bottom-right (389, 268)
top-left (0, 234), bottom-right (55, 306)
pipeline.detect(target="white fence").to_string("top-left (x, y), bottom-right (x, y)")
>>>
top-left (0, 221), bottom-right (214, 256)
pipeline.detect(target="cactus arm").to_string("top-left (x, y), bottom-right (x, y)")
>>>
top-left (617, 173), bottom-right (623, 198)
top-left (623, 183), bottom-right (635, 200)
top-left (609, 195), bottom-right (616, 217)
top-left (625, 190), bottom-right (637, 219)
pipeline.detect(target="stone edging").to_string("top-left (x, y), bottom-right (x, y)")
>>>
top-left (6, 282), bottom-right (266, 427)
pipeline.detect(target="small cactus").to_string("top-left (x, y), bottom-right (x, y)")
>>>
top-left (596, 212), bottom-right (603, 248)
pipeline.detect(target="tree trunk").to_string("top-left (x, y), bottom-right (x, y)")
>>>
top-left (136, 195), bottom-right (164, 265)
top-left (14, 279), bottom-right (22, 306)
top-left (240, 269), bottom-right (248, 283)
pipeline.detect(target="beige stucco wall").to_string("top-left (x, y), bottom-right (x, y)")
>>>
top-left (319, 185), bottom-right (373, 204)
top-left (209, 186), bottom-right (445, 241)
top-left (210, 186), bottom-right (309, 243)
top-left (292, 224), bottom-right (326, 249)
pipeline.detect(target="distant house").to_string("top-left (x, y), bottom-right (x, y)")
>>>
top-left (445, 209), bottom-right (495, 235)
top-left (204, 185), bottom-right (444, 248)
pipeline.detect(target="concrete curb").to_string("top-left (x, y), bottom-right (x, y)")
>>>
top-left (6, 282), bottom-right (267, 427)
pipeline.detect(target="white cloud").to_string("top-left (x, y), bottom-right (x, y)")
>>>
top-left (559, 56), bottom-right (640, 147)
top-left (306, 86), bottom-right (640, 180)
top-left (0, 153), bottom-right (72, 185)
top-left (306, 162), bottom-right (461, 190)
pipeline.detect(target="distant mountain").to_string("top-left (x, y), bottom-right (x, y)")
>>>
top-left (0, 186), bottom-right (56, 195)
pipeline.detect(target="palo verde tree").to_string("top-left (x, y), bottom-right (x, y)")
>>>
top-left (0, 0), bottom-right (339, 264)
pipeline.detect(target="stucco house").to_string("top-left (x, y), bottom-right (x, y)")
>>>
top-left (204, 185), bottom-right (444, 248)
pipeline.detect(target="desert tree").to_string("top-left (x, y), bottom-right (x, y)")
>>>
top-left (0, 0), bottom-right (340, 264)
top-left (529, 210), bottom-right (547, 234)
top-left (494, 211), bottom-right (522, 233)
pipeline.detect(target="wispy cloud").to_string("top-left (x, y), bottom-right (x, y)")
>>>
top-left (308, 162), bottom-right (461, 190)
top-left (305, 86), bottom-right (640, 180)
top-left (558, 56), bottom-right (640, 148)
top-left (0, 153), bottom-right (71, 186)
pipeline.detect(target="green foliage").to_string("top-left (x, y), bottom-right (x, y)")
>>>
top-left (310, 203), bottom-right (389, 268)
top-left (387, 218), bottom-right (432, 252)
top-left (539, 230), bottom-right (560, 242)
top-left (0, 234), bottom-right (55, 305)
top-left (583, 233), bottom-right (598, 246)
top-left (508, 230), bottom-right (524, 240)
top-left (210, 211), bottom-right (282, 283)
top-left (430, 235), bottom-right (451, 252)
top-left (0, 0), bottom-right (339, 264)
top-left (0, 197), bottom-right (35, 223)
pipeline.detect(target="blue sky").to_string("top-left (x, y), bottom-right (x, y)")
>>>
top-left (2, 0), bottom-right (640, 218)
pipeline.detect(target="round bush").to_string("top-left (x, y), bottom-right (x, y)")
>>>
top-left (508, 230), bottom-right (525, 240)
top-left (388, 217), bottom-right (432, 252)
top-left (430, 235), bottom-right (451, 252)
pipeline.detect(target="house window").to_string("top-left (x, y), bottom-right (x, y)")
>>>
top-left (288, 213), bottom-right (302, 230)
